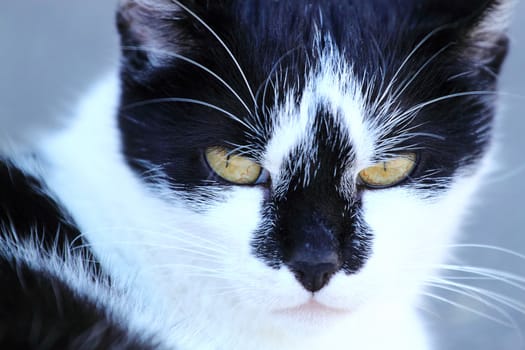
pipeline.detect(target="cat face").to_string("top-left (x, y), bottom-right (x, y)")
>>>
top-left (113, 0), bottom-right (511, 329)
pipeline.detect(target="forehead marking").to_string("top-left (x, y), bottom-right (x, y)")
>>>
top-left (263, 51), bottom-right (375, 190)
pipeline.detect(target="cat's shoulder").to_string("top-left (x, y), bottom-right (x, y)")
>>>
top-left (0, 159), bottom-right (159, 349)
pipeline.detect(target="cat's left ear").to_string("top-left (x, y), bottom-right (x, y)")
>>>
top-left (432, 0), bottom-right (516, 73)
top-left (464, 0), bottom-right (515, 71)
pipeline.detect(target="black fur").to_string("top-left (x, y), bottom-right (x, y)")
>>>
top-left (0, 160), bottom-right (81, 250)
top-left (0, 258), bottom-right (157, 350)
top-left (0, 161), bottom-right (157, 349)
top-left (117, 0), bottom-right (508, 271)
top-left (0, 0), bottom-right (511, 347)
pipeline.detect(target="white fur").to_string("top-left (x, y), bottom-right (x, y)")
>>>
top-left (27, 42), bottom-right (493, 349)
top-left (0, 231), bottom-right (180, 348)
top-left (472, 0), bottom-right (516, 39)
top-left (264, 49), bottom-right (374, 196)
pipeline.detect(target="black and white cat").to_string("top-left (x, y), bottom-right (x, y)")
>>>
top-left (0, 0), bottom-right (517, 349)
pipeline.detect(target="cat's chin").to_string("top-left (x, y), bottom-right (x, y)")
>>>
top-left (270, 299), bottom-right (353, 328)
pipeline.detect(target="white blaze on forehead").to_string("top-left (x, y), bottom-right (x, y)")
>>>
top-left (263, 50), bottom-right (375, 187)
top-left (263, 90), bottom-right (313, 178)
top-left (314, 57), bottom-right (375, 170)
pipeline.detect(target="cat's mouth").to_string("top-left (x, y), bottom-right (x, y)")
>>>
top-left (272, 299), bottom-right (351, 317)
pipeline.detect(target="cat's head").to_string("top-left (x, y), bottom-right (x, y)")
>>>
top-left (113, 0), bottom-right (512, 331)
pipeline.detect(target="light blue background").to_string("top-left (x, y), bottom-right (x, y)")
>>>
top-left (1, 1), bottom-right (524, 349)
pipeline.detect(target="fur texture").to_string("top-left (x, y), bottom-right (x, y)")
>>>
top-left (0, 1), bottom-right (515, 349)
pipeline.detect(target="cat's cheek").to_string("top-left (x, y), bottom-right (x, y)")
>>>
top-left (203, 187), bottom-right (264, 249)
top-left (322, 175), bottom-right (485, 310)
top-left (233, 262), bottom-right (312, 310)
top-left (202, 187), bottom-right (312, 308)
top-left (313, 195), bottom-right (436, 311)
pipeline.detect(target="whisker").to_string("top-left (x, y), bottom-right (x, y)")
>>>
top-left (255, 45), bottom-right (304, 104)
top-left (481, 164), bottom-right (525, 185)
top-left (421, 291), bottom-right (513, 327)
top-left (376, 25), bottom-right (450, 106)
top-left (122, 97), bottom-right (259, 135)
top-left (448, 244), bottom-right (525, 261)
top-left (71, 226), bottom-right (227, 253)
top-left (429, 265), bottom-right (525, 293)
top-left (429, 278), bottom-right (525, 313)
top-left (438, 276), bottom-right (496, 281)
top-left (426, 281), bottom-right (518, 328)
top-left (122, 45), bottom-right (253, 116)
top-left (389, 43), bottom-right (454, 106)
top-left (172, 0), bottom-right (257, 107)
top-left (144, 263), bottom-right (228, 275)
top-left (224, 142), bottom-right (261, 159)
top-left (73, 241), bottom-right (223, 261)
top-left (395, 91), bottom-right (498, 121)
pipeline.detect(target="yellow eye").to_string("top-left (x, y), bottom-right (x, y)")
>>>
top-left (359, 153), bottom-right (417, 188)
top-left (205, 147), bottom-right (262, 185)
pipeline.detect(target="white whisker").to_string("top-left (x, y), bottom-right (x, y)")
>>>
top-left (421, 291), bottom-right (513, 327)
top-left (172, 0), bottom-right (257, 107)
top-left (434, 265), bottom-right (525, 288)
top-left (426, 280), bottom-right (521, 333)
top-left (448, 244), bottom-right (525, 261)
top-left (71, 226), bottom-right (227, 253)
top-left (376, 25), bottom-right (450, 106)
top-left (122, 45), bottom-right (253, 116)
top-left (429, 278), bottom-right (525, 313)
top-left (396, 91), bottom-right (497, 121)
top-left (123, 97), bottom-right (259, 135)
top-left (389, 43), bottom-right (454, 105)
top-left (145, 263), bottom-right (227, 274)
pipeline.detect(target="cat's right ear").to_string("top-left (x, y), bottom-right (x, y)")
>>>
top-left (117, 0), bottom-right (187, 71)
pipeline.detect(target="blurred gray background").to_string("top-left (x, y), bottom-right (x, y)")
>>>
top-left (1, 1), bottom-right (524, 349)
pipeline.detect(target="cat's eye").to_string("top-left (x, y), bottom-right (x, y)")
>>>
top-left (205, 147), bottom-right (263, 185)
top-left (358, 153), bottom-right (417, 188)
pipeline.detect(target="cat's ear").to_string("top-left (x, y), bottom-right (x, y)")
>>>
top-left (468, 0), bottom-right (515, 36)
top-left (462, 0), bottom-right (514, 72)
top-left (428, 0), bottom-right (516, 73)
top-left (116, 0), bottom-right (188, 70)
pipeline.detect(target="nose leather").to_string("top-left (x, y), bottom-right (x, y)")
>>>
top-left (288, 249), bottom-right (341, 292)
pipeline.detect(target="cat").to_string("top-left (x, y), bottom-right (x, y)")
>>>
top-left (0, 0), bottom-right (516, 349)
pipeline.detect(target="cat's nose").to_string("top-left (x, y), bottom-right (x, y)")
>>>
top-left (288, 254), bottom-right (340, 293)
